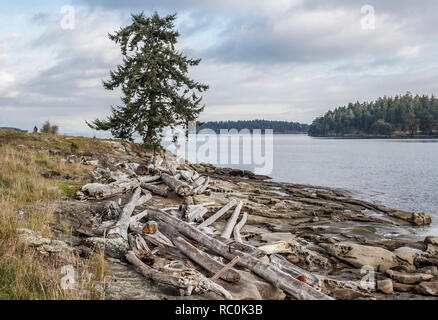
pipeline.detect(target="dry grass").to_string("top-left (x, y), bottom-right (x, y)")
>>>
top-left (0, 132), bottom-right (110, 299)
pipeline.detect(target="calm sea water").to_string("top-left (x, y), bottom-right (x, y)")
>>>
top-left (181, 134), bottom-right (438, 236)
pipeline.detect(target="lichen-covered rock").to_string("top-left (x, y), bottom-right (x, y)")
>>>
top-left (18, 228), bottom-right (73, 254)
top-left (84, 237), bottom-right (129, 259)
top-left (18, 228), bottom-right (75, 265)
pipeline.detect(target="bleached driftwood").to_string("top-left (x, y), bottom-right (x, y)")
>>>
top-left (107, 187), bottom-right (142, 240)
top-left (102, 201), bottom-right (121, 220)
top-left (137, 175), bottom-right (161, 184)
top-left (93, 220), bottom-right (116, 236)
top-left (233, 212), bottom-right (248, 243)
top-left (141, 183), bottom-right (169, 197)
top-left (147, 209), bottom-right (333, 300)
top-left (130, 210), bottom-right (148, 224)
top-left (137, 192), bottom-right (153, 206)
top-left (128, 210), bottom-right (148, 234)
top-left (128, 233), bottom-right (154, 265)
top-left (173, 236), bottom-right (241, 283)
top-left (221, 201), bottom-right (243, 239)
top-left (258, 241), bottom-right (292, 255)
top-left (126, 251), bottom-right (232, 299)
top-left (91, 167), bottom-right (129, 183)
top-left (161, 173), bottom-right (192, 196)
top-left (185, 205), bottom-right (208, 223)
top-left (269, 254), bottom-right (319, 288)
top-left (178, 170), bottom-right (194, 182)
top-left (198, 199), bottom-right (237, 229)
top-left (77, 179), bottom-right (140, 200)
top-left (115, 162), bottom-right (138, 177)
top-left (143, 231), bottom-right (175, 248)
top-left (191, 176), bottom-right (206, 188)
top-left (210, 256), bottom-right (240, 282)
top-left (213, 235), bottom-right (266, 258)
top-left (192, 171), bottom-right (200, 181)
top-left (193, 176), bottom-right (210, 195)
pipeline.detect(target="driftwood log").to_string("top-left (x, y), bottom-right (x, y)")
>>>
top-left (147, 208), bottom-right (333, 300)
top-left (172, 236), bottom-right (241, 283)
top-left (141, 183), bottom-right (169, 197)
top-left (107, 187), bottom-right (143, 240)
top-left (221, 201), bottom-right (243, 239)
top-left (138, 175), bottom-right (161, 184)
top-left (193, 176), bottom-right (210, 195)
top-left (210, 256), bottom-right (240, 282)
top-left (269, 254), bottom-right (320, 288)
top-left (198, 199), bottom-right (237, 229)
top-left (161, 173), bottom-right (192, 196)
top-left (77, 179), bottom-right (140, 200)
top-left (233, 212), bottom-right (248, 243)
top-left (214, 235), bottom-right (266, 258)
top-left (126, 251), bottom-right (232, 299)
top-left (185, 205), bottom-right (208, 223)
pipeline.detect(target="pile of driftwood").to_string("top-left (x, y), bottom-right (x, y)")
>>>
top-left (77, 160), bottom-right (333, 300)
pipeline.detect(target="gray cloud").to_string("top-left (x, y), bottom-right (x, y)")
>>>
top-left (1, 1), bottom-right (438, 134)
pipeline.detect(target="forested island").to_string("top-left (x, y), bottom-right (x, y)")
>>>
top-left (308, 93), bottom-right (438, 137)
top-left (197, 120), bottom-right (309, 134)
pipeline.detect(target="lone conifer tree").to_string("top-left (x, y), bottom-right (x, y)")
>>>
top-left (87, 12), bottom-right (208, 145)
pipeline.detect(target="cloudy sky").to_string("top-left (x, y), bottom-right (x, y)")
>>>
top-left (1, 0), bottom-right (438, 135)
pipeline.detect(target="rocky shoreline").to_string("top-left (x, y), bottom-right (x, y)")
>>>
top-left (18, 141), bottom-right (438, 300)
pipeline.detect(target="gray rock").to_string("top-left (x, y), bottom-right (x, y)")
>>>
top-left (393, 282), bottom-right (414, 292)
top-left (377, 279), bottom-right (393, 294)
top-left (394, 248), bottom-right (418, 265)
top-left (18, 228), bottom-right (75, 261)
top-left (415, 281), bottom-right (438, 296)
top-left (386, 270), bottom-right (434, 284)
top-left (321, 242), bottom-right (398, 272)
top-left (260, 232), bottom-right (296, 244)
top-left (425, 236), bottom-right (438, 246)
top-left (414, 244), bottom-right (438, 268)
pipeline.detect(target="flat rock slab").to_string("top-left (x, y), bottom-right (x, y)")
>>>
top-left (260, 232), bottom-right (297, 244)
top-left (415, 281), bottom-right (438, 296)
top-left (321, 241), bottom-right (398, 272)
top-left (386, 270), bottom-right (434, 284)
